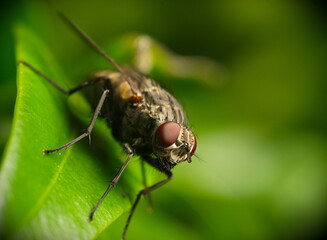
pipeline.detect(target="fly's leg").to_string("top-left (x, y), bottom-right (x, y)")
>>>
top-left (140, 160), bottom-right (153, 211)
top-left (122, 170), bottom-right (173, 240)
top-left (19, 60), bottom-right (104, 95)
top-left (89, 143), bottom-right (134, 221)
top-left (43, 89), bottom-right (110, 154)
top-left (20, 61), bottom-right (112, 152)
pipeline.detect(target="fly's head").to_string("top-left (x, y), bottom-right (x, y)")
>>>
top-left (154, 121), bottom-right (197, 166)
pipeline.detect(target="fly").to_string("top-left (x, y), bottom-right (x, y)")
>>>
top-left (20, 13), bottom-right (197, 239)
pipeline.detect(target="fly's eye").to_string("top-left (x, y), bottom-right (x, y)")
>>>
top-left (155, 121), bottom-right (181, 148)
top-left (190, 137), bottom-right (197, 156)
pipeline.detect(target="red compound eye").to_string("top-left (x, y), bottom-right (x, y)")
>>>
top-left (155, 121), bottom-right (181, 148)
top-left (190, 137), bottom-right (197, 156)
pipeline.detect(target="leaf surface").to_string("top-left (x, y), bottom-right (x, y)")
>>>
top-left (0, 21), bottom-right (142, 240)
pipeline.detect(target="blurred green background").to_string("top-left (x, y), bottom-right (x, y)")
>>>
top-left (1, 0), bottom-right (327, 239)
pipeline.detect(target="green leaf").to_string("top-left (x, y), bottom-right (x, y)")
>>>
top-left (0, 21), bottom-right (144, 239)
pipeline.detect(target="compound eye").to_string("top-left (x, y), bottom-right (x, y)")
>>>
top-left (190, 137), bottom-right (197, 156)
top-left (155, 121), bottom-right (181, 148)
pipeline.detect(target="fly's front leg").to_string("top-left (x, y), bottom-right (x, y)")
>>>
top-left (141, 160), bottom-right (153, 211)
top-left (122, 170), bottom-right (173, 240)
top-left (43, 89), bottom-right (110, 154)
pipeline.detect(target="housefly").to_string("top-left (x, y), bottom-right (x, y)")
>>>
top-left (20, 14), bottom-right (197, 239)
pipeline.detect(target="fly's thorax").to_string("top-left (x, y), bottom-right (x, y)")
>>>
top-left (153, 121), bottom-right (197, 165)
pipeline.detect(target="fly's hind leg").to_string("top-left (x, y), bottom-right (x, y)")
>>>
top-left (19, 60), bottom-right (105, 95)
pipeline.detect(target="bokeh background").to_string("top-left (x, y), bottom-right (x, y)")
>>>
top-left (1, 0), bottom-right (327, 239)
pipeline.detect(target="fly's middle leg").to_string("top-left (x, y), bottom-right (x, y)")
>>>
top-left (19, 60), bottom-right (112, 153)
top-left (89, 143), bottom-right (134, 221)
top-left (43, 89), bottom-right (110, 154)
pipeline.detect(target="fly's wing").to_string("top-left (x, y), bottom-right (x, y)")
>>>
top-left (122, 67), bottom-right (149, 88)
top-left (121, 66), bottom-right (160, 94)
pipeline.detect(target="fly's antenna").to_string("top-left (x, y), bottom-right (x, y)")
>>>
top-left (58, 12), bottom-right (125, 74)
